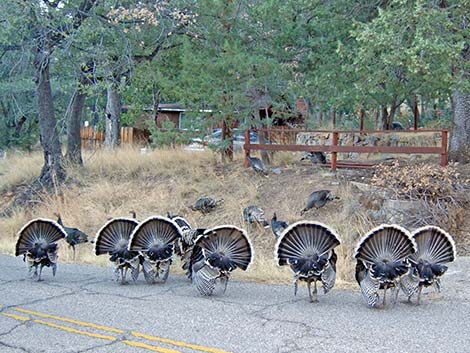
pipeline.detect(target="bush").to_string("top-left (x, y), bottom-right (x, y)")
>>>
top-left (371, 161), bottom-right (468, 230)
top-left (147, 119), bottom-right (192, 148)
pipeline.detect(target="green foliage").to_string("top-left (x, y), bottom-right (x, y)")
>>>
top-left (147, 119), bottom-right (192, 149)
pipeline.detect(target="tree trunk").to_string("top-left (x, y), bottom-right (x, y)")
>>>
top-left (105, 86), bottom-right (121, 148)
top-left (221, 119), bottom-right (233, 162)
top-left (34, 51), bottom-right (65, 188)
top-left (258, 107), bottom-right (271, 164)
top-left (449, 90), bottom-right (470, 162)
top-left (66, 64), bottom-right (93, 165)
top-left (65, 90), bottom-right (86, 165)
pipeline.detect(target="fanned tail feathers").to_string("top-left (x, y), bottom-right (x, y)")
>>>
top-left (94, 218), bottom-right (139, 255)
top-left (410, 226), bottom-right (456, 265)
top-left (191, 225), bottom-right (252, 295)
top-left (128, 216), bottom-right (182, 283)
top-left (354, 224), bottom-right (416, 264)
top-left (15, 219), bottom-right (67, 256)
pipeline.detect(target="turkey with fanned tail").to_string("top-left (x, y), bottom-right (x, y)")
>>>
top-left (189, 225), bottom-right (253, 296)
top-left (275, 221), bottom-right (341, 302)
top-left (15, 218), bottom-right (67, 281)
top-left (94, 218), bottom-right (140, 284)
top-left (354, 224), bottom-right (416, 307)
top-left (128, 216), bottom-right (182, 284)
top-left (400, 225), bottom-right (456, 304)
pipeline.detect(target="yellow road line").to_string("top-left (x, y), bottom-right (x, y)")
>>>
top-left (132, 332), bottom-right (231, 353)
top-left (13, 307), bottom-right (124, 334)
top-left (123, 340), bottom-right (182, 353)
top-left (2, 313), bottom-right (30, 321)
top-left (10, 306), bottom-right (231, 353)
top-left (33, 319), bottom-right (117, 341)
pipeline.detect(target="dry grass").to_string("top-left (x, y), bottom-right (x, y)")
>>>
top-left (0, 147), bottom-right (376, 286)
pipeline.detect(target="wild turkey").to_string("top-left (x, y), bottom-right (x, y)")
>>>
top-left (271, 212), bottom-right (288, 239)
top-left (94, 218), bottom-right (140, 284)
top-left (275, 221), bottom-right (341, 302)
top-left (400, 226), bottom-right (456, 304)
top-left (128, 216), bottom-right (182, 284)
top-left (54, 213), bottom-right (88, 258)
top-left (247, 156), bottom-right (268, 176)
top-left (15, 218), bottom-right (67, 281)
top-left (189, 225), bottom-right (253, 295)
top-left (301, 151), bottom-right (327, 164)
top-left (354, 224), bottom-right (416, 307)
top-left (300, 190), bottom-right (338, 215)
top-left (190, 196), bottom-right (223, 214)
top-left (166, 213), bottom-right (204, 277)
top-left (243, 205), bottom-right (269, 228)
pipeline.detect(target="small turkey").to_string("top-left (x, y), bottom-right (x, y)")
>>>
top-left (275, 221), bottom-right (341, 302)
top-left (189, 225), bottom-right (253, 296)
top-left (355, 224), bottom-right (416, 307)
top-left (191, 196), bottom-right (223, 214)
top-left (270, 212), bottom-right (288, 239)
top-left (247, 156), bottom-right (268, 176)
top-left (94, 218), bottom-right (140, 284)
top-left (55, 213), bottom-right (88, 258)
top-left (128, 216), bottom-right (182, 284)
top-left (400, 225), bottom-right (456, 304)
top-left (243, 205), bottom-right (269, 228)
top-left (15, 218), bottom-right (67, 281)
top-left (300, 190), bottom-right (338, 215)
top-left (301, 151), bottom-right (327, 165)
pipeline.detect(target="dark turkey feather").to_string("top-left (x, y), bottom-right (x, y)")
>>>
top-left (191, 225), bottom-right (253, 295)
top-left (15, 218), bottom-right (67, 281)
top-left (247, 156), bottom-right (268, 176)
top-left (55, 214), bottom-right (88, 257)
top-left (354, 224), bottom-right (416, 307)
top-left (128, 216), bottom-right (182, 283)
top-left (400, 226), bottom-right (456, 304)
top-left (94, 218), bottom-right (140, 284)
top-left (271, 213), bottom-right (288, 239)
top-left (275, 221), bottom-right (341, 302)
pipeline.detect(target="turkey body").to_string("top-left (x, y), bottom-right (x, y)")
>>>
top-left (270, 213), bottom-right (288, 239)
top-left (55, 214), bottom-right (88, 257)
top-left (275, 221), bottom-right (341, 302)
top-left (354, 224), bottom-right (416, 307)
top-left (400, 226), bottom-right (456, 304)
top-left (301, 190), bottom-right (337, 215)
top-left (94, 218), bottom-right (140, 284)
top-left (247, 156), bottom-right (268, 176)
top-left (15, 219), bottom-right (67, 281)
top-left (189, 225), bottom-right (253, 296)
top-left (128, 216), bottom-right (182, 284)
top-left (191, 197), bottom-right (222, 214)
top-left (301, 151), bottom-right (327, 164)
top-left (243, 206), bottom-right (269, 228)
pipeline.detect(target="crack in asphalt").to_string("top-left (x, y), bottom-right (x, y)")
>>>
top-left (0, 340), bottom-right (32, 353)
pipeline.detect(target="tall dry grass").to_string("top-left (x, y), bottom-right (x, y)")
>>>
top-left (0, 147), bottom-right (373, 286)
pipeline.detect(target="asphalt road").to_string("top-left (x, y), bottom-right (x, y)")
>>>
top-left (0, 254), bottom-right (468, 353)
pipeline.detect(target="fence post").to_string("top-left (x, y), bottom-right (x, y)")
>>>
top-left (441, 130), bottom-right (448, 167)
top-left (244, 129), bottom-right (251, 168)
top-left (331, 131), bottom-right (338, 171)
top-left (359, 108), bottom-right (365, 131)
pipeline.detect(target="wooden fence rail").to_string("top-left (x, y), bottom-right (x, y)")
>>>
top-left (244, 129), bottom-right (448, 171)
top-left (80, 127), bottom-right (147, 148)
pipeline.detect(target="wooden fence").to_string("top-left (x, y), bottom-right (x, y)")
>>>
top-left (244, 129), bottom-right (448, 171)
top-left (80, 127), bottom-right (149, 148)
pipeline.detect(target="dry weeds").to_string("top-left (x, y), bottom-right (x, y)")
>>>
top-left (0, 147), bottom-right (405, 287)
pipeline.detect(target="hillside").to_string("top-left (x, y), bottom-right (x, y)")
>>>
top-left (0, 148), bottom-right (468, 286)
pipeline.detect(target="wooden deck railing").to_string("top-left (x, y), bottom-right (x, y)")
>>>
top-left (244, 129), bottom-right (448, 171)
